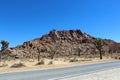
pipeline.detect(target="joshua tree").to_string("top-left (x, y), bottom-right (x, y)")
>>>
top-left (49, 47), bottom-right (56, 59)
top-left (0, 40), bottom-right (9, 51)
top-left (94, 38), bottom-right (104, 59)
top-left (0, 40), bottom-right (9, 63)
top-left (37, 47), bottom-right (41, 62)
top-left (76, 47), bottom-right (82, 57)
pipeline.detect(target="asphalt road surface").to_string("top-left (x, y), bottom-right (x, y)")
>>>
top-left (0, 61), bottom-right (120, 80)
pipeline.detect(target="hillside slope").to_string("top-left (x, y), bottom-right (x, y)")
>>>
top-left (10, 29), bottom-right (120, 58)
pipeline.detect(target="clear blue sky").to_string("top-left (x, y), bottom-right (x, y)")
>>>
top-left (0, 0), bottom-right (120, 47)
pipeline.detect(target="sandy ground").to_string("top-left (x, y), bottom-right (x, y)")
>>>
top-left (0, 57), bottom-right (116, 73)
top-left (61, 68), bottom-right (120, 80)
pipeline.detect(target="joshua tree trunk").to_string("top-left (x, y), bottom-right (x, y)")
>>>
top-left (38, 53), bottom-right (40, 62)
top-left (99, 49), bottom-right (102, 59)
top-left (37, 47), bottom-right (41, 62)
top-left (110, 52), bottom-right (112, 58)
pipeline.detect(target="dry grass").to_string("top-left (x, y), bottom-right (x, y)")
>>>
top-left (0, 56), bottom-right (117, 73)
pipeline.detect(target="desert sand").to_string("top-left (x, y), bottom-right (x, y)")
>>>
top-left (0, 57), bottom-right (116, 74)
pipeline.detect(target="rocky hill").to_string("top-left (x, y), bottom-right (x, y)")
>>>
top-left (10, 29), bottom-right (120, 58)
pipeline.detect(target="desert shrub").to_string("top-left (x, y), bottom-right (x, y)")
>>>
top-left (10, 63), bottom-right (25, 68)
top-left (115, 56), bottom-right (118, 59)
top-left (69, 58), bottom-right (78, 62)
top-left (48, 61), bottom-right (53, 65)
top-left (114, 56), bottom-right (120, 60)
top-left (54, 58), bottom-right (58, 61)
top-left (64, 59), bottom-right (67, 62)
top-left (118, 56), bottom-right (120, 60)
top-left (80, 59), bottom-right (92, 62)
top-left (36, 60), bottom-right (44, 65)
top-left (0, 64), bottom-right (8, 67)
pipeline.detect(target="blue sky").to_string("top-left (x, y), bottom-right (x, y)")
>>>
top-left (0, 0), bottom-right (120, 47)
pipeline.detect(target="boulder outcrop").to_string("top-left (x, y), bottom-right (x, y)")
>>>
top-left (10, 29), bottom-right (120, 58)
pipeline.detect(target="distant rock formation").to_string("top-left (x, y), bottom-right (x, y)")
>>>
top-left (10, 29), bottom-right (120, 58)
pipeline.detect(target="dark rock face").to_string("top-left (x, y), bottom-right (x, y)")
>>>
top-left (11, 29), bottom-right (120, 57)
top-left (104, 39), bottom-right (120, 53)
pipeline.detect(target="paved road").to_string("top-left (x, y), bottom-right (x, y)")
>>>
top-left (0, 61), bottom-right (120, 80)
